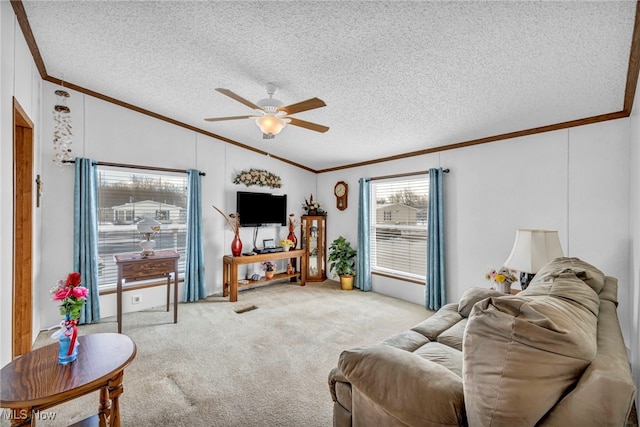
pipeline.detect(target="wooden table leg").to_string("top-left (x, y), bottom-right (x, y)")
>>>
top-left (166, 274), bottom-right (170, 312)
top-left (107, 371), bottom-right (124, 427)
top-left (98, 387), bottom-right (110, 427)
top-left (230, 263), bottom-right (239, 302)
top-left (116, 270), bottom-right (123, 334)
top-left (289, 257), bottom-right (297, 283)
top-left (173, 269), bottom-right (178, 324)
top-left (223, 260), bottom-right (229, 298)
top-left (8, 408), bottom-right (32, 426)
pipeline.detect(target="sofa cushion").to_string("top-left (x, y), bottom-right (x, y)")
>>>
top-left (334, 382), bottom-right (352, 413)
top-left (414, 342), bottom-right (463, 377)
top-left (519, 272), bottom-right (600, 317)
top-left (528, 257), bottom-right (605, 294)
top-left (458, 287), bottom-right (504, 317)
top-left (436, 318), bottom-right (467, 351)
top-left (381, 329), bottom-right (430, 352)
top-left (340, 344), bottom-right (465, 426)
top-left (411, 303), bottom-right (462, 340)
top-left (328, 367), bottom-right (351, 408)
top-left (463, 271), bottom-right (599, 427)
top-left (598, 276), bottom-right (619, 305)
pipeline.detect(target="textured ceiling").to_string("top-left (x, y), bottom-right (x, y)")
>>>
top-left (20, 1), bottom-right (637, 171)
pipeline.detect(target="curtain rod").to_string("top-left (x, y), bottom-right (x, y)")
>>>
top-left (61, 159), bottom-right (206, 176)
top-left (367, 168), bottom-right (449, 182)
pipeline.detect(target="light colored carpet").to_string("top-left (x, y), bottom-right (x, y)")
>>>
top-left (10, 281), bottom-right (432, 426)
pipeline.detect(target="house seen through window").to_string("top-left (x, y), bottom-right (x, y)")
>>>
top-left (97, 168), bottom-right (188, 288)
top-left (370, 175), bottom-right (429, 281)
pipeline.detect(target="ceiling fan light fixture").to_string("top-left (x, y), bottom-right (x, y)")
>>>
top-left (208, 86), bottom-right (328, 136)
top-left (256, 114), bottom-right (287, 136)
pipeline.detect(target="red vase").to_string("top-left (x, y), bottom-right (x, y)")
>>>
top-left (288, 219), bottom-right (297, 249)
top-left (287, 230), bottom-right (297, 250)
top-left (231, 233), bottom-right (242, 257)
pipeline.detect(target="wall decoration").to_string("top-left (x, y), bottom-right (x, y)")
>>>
top-left (53, 89), bottom-right (73, 165)
top-left (36, 174), bottom-right (43, 208)
top-left (233, 168), bottom-right (282, 188)
top-left (334, 181), bottom-right (348, 210)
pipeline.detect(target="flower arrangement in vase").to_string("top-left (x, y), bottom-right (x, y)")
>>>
top-left (279, 239), bottom-right (294, 251)
top-left (50, 272), bottom-right (89, 364)
top-left (262, 261), bottom-right (276, 279)
top-left (485, 267), bottom-right (517, 293)
top-left (212, 205), bottom-right (242, 256)
top-left (302, 194), bottom-right (326, 216)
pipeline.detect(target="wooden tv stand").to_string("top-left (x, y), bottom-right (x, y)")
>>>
top-left (222, 249), bottom-right (307, 302)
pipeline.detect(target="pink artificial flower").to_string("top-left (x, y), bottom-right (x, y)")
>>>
top-left (72, 286), bottom-right (89, 299)
top-left (53, 287), bottom-right (72, 301)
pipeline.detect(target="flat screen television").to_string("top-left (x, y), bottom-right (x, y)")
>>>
top-left (236, 191), bottom-right (287, 227)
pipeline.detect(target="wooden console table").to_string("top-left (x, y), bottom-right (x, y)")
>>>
top-left (0, 333), bottom-right (136, 427)
top-left (114, 250), bottom-right (179, 333)
top-left (223, 249), bottom-right (307, 302)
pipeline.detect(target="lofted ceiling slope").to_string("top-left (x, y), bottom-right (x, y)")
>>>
top-left (16, 0), bottom-right (640, 172)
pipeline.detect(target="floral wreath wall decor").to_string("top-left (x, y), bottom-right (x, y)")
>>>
top-left (233, 168), bottom-right (282, 189)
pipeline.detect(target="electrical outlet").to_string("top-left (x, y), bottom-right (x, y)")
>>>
top-left (132, 295), bottom-right (142, 304)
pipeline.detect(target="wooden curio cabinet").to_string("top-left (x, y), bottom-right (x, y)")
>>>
top-left (301, 215), bottom-right (327, 281)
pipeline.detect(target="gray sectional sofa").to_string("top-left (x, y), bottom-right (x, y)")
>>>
top-left (329, 258), bottom-right (637, 426)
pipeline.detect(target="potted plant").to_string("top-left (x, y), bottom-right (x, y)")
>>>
top-left (328, 236), bottom-right (357, 290)
top-left (262, 261), bottom-right (276, 280)
top-left (279, 238), bottom-right (294, 251)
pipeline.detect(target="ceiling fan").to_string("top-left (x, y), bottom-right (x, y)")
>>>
top-left (204, 83), bottom-right (329, 139)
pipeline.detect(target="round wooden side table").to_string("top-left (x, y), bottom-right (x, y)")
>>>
top-left (0, 333), bottom-right (136, 426)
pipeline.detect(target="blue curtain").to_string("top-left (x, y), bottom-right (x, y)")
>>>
top-left (73, 158), bottom-right (100, 324)
top-left (356, 178), bottom-right (372, 291)
top-left (184, 169), bottom-right (206, 302)
top-left (426, 167), bottom-right (446, 310)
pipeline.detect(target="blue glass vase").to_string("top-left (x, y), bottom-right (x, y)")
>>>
top-left (58, 317), bottom-right (78, 365)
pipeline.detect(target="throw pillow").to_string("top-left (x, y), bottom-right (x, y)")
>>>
top-left (463, 271), bottom-right (599, 426)
top-left (457, 287), bottom-right (505, 318)
top-left (527, 257), bottom-right (605, 294)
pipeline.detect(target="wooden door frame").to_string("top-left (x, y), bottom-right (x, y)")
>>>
top-left (13, 97), bottom-right (34, 358)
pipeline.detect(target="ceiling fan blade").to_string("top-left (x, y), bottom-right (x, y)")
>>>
top-left (287, 117), bottom-right (329, 133)
top-left (277, 97), bottom-right (326, 115)
top-left (204, 115), bottom-right (256, 122)
top-left (215, 88), bottom-right (264, 111)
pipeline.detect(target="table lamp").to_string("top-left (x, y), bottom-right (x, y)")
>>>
top-left (137, 215), bottom-right (161, 256)
top-left (503, 229), bottom-right (564, 289)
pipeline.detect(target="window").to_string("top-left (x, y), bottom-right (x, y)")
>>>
top-left (370, 175), bottom-right (429, 281)
top-left (96, 168), bottom-right (188, 288)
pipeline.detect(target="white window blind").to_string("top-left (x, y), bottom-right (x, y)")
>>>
top-left (96, 168), bottom-right (188, 288)
top-left (371, 175), bottom-right (429, 281)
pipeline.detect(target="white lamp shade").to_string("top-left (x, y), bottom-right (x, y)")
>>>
top-left (256, 114), bottom-right (286, 135)
top-left (137, 216), bottom-right (161, 234)
top-left (503, 229), bottom-right (564, 273)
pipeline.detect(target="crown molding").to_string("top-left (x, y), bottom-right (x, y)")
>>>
top-left (10, 0), bottom-right (640, 175)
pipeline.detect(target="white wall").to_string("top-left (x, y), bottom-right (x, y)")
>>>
top-left (37, 81), bottom-right (317, 327)
top-left (317, 118), bottom-right (632, 347)
top-left (0, 2), bottom-right (43, 367)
